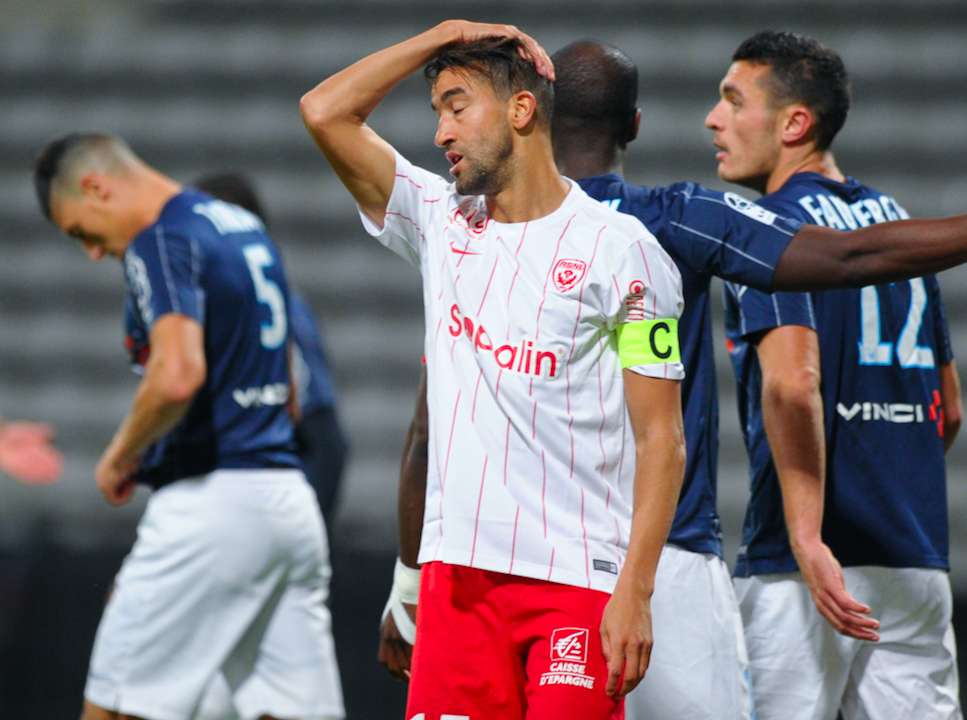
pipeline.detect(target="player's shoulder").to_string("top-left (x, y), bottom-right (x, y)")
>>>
top-left (572, 181), bottom-right (657, 245)
top-left (134, 190), bottom-right (217, 250)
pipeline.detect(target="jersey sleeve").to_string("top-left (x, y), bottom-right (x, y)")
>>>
top-left (927, 275), bottom-right (954, 364)
top-left (608, 232), bottom-right (685, 381)
top-left (124, 228), bottom-right (205, 330)
top-left (356, 151), bottom-right (450, 267)
top-left (722, 282), bottom-right (816, 341)
top-left (657, 183), bottom-right (802, 290)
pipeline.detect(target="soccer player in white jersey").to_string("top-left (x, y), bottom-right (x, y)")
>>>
top-left (302, 21), bottom-right (687, 719)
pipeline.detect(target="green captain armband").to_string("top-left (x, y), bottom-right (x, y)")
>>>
top-left (616, 319), bottom-right (681, 367)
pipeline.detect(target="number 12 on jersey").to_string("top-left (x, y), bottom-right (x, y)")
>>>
top-left (858, 278), bottom-right (934, 369)
top-left (243, 244), bottom-right (287, 349)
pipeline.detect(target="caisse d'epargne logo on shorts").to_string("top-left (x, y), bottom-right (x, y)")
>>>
top-left (540, 627), bottom-right (595, 690)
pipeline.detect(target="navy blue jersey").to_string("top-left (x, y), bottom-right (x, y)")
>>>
top-left (289, 293), bottom-right (337, 416)
top-left (725, 173), bottom-right (954, 575)
top-left (122, 190), bottom-right (299, 487)
top-left (578, 175), bottom-right (802, 556)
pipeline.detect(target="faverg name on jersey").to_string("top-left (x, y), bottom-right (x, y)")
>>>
top-left (798, 193), bottom-right (908, 230)
top-left (233, 382), bottom-right (289, 408)
top-left (449, 304), bottom-right (559, 378)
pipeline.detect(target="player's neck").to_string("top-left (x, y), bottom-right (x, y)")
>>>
top-left (554, 136), bottom-right (624, 180)
top-left (130, 170), bottom-right (184, 239)
top-left (486, 139), bottom-right (570, 224)
top-left (766, 148), bottom-right (845, 194)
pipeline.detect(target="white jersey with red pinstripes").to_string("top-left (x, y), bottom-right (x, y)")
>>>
top-left (360, 152), bottom-right (684, 593)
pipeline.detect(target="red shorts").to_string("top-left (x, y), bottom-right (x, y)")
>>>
top-left (405, 562), bottom-right (624, 720)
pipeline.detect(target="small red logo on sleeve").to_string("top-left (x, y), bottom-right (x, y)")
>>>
top-left (553, 258), bottom-right (588, 293)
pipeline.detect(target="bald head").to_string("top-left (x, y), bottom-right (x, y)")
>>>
top-left (33, 132), bottom-right (141, 220)
top-left (551, 40), bottom-right (639, 150)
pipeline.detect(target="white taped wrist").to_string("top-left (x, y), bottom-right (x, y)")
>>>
top-left (394, 558), bottom-right (422, 605)
top-left (381, 558), bottom-right (421, 644)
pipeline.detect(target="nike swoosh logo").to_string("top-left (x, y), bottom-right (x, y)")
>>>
top-left (450, 242), bottom-right (481, 256)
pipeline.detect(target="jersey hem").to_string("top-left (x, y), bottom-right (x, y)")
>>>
top-left (420, 548), bottom-right (620, 595)
top-left (734, 554), bottom-right (949, 577)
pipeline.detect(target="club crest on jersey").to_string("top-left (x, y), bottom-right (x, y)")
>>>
top-left (552, 258), bottom-right (588, 293)
top-left (540, 628), bottom-right (594, 690)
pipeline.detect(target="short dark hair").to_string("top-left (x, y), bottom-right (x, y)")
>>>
top-left (733, 30), bottom-right (850, 150)
top-left (551, 40), bottom-right (638, 148)
top-left (33, 132), bottom-right (86, 220)
top-left (33, 132), bottom-right (136, 220)
top-left (424, 37), bottom-right (554, 126)
top-left (193, 172), bottom-right (269, 226)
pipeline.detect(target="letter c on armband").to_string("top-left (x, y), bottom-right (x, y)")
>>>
top-left (616, 319), bottom-right (681, 368)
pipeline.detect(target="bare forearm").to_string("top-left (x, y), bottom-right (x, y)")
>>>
top-left (941, 361), bottom-right (963, 453)
top-left (617, 436), bottom-right (685, 596)
top-left (775, 217), bottom-right (967, 291)
top-left (762, 379), bottom-right (826, 549)
top-left (110, 376), bottom-right (192, 462)
top-left (399, 371), bottom-right (429, 567)
top-left (301, 22), bottom-right (457, 134)
top-left (398, 423), bottom-right (428, 568)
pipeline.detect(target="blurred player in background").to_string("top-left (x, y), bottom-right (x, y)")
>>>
top-left (33, 133), bottom-right (343, 720)
top-left (303, 20), bottom-right (689, 719)
top-left (0, 419), bottom-right (62, 484)
top-left (191, 172), bottom-right (349, 526)
top-left (708, 30), bottom-right (963, 719)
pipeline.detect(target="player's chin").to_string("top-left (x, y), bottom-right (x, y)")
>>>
top-left (716, 162), bottom-right (738, 182)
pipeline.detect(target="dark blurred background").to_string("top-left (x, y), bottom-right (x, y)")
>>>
top-left (2, 0), bottom-right (967, 717)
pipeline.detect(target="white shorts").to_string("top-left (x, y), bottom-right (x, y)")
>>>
top-left (625, 544), bottom-right (752, 720)
top-left (736, 566), bottom-right (961, 720)
top-left (84, 469), bottom-right (345, 720)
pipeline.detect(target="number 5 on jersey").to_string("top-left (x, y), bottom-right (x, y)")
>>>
top-left (243, 244), bottom-right (287, 349)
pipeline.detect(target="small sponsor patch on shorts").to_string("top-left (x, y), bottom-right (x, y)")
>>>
top-left (542, 628), bottom-right (595, 690)
top-left (593, 559), bottom-right (618, 575)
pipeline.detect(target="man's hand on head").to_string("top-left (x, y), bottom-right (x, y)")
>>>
top-left (437, 20), bottom-right (555, 80)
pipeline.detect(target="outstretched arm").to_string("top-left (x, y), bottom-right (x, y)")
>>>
top-left (775, 218), bottom-right (967, 290)
top-left (300, 20), bottom-right (552, 227)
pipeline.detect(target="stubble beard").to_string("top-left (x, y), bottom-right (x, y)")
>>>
top-left (454, 125), bottom-right (515, 197)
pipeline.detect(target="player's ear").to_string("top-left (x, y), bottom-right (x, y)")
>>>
top-left (509, 90), bottom-right (539, 131)
top-left (624, 108), bottom-right (642, 145)
top-left (79, 173), bottom-right (111, 203)
top-left (782, 104), bottom-right (815, 146)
